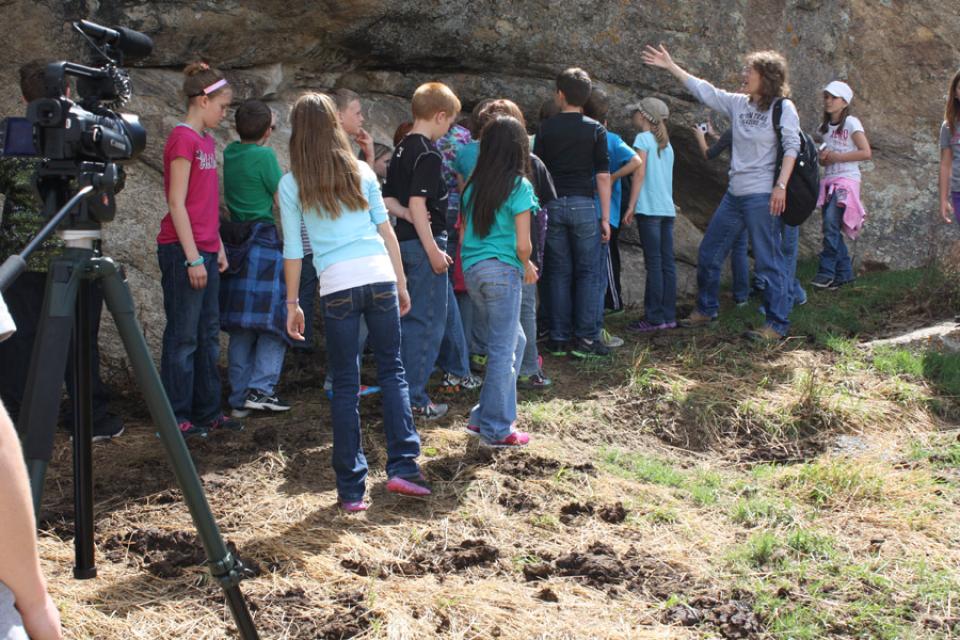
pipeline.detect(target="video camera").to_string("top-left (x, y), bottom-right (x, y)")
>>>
top-left (0, 19), bottom-right (153, 224)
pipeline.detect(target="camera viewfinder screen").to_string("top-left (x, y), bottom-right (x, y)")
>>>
top-left (1, 117), bottom-right (37, 157)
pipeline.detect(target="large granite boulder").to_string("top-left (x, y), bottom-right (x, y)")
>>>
top-left (2, 0), bottom-right (958, 364)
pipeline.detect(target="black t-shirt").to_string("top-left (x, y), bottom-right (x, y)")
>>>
top-left (382, 133), bottom-right (448, 242)
top-left (529, 153), bottom-right (557, 208)
top-left (533, 112), bottom-right (609, 198)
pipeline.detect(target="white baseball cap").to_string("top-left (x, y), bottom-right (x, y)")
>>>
top-left (823, 80), bottom-right (853, 104)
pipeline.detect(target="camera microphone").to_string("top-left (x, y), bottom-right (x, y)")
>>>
top-left (76, 20), bottom-right (154, 61)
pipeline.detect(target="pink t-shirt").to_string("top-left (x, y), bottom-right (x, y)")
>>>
top-left (157, 124), bottom-right (221, 252)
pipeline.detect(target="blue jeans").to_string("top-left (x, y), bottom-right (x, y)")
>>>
top-left (227, 329), bottom-right (287, 408)
top-left (544, 196), bottom-right (602, 341)
top-left (695, 191), bottom-right (791, 335)
top-left (731, 231), bottom-right (751, 303)
top-left (158, 243), bottom-right (222, 425)
top-left (322, 281), bottom-right (421, 502)
top-left (323, 319), bottom-right (368, 391)
top-left (465, 259), bottom-right (525, 441)
top-left (457, 292), bottom-right (487, 356)
top-left (293, 253), bottom-right (318, 351)
top-left (637, 215), bottom-right (677, 325)
top-left (816, 192), bottom-right (854, 283)
top-left (779, 219), bottom-right (807, 308)
top-left (519, 282), bottom-right (540, 376)
top-left (437, 278), bottom-right (471, 377)
top-left (399, 235), bottom-right (449, 407)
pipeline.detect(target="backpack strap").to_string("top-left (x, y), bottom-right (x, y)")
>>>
top-left (772, 97), bottom-right (784, 149)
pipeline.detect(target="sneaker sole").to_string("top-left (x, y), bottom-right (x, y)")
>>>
top-left (810, 281), bottom-right (834, 289)
top-left (231, 408), bottom-right (252, 418)
top-left (244, 401), bottom-right (292, 412)
top-left (480, 439), bottom-right (529, 449)
top-left (91, 426), bottom-right (125, 443)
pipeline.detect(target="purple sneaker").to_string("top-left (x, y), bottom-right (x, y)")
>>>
top-left (338, 499), bottom-right (369, 513)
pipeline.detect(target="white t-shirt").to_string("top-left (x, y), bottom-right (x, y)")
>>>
top-left (317, 254), bottom-right (396, 298)
top-left (823, 115), bottom-right (865, 181)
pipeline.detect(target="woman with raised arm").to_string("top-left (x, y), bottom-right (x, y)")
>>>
top-left (642, 44), bottom-right (800, 341)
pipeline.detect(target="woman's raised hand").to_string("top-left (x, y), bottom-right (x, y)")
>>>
top-left (642, 44), bottom-right (674, 70)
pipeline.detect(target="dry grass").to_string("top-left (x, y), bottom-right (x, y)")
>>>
top-left (33, 275), bottom-right (960, 639)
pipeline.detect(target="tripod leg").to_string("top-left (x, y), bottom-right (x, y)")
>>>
top-left (17, 255), bottom-right (81, 516)
top-left (72, 277), bottom-right (96, 579)
top-left (95, 258), bottom-right (260, 640)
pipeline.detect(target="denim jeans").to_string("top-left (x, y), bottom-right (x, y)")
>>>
top-left (637, 215), bottom-right (677, 325)
top-left (465, 259), bottom-right (525, 441)
top-left (323, 319), bottom-right (368, 392)
top-left (399, 234), bottom-right (449, 407)
top-left (293, 253), bottom-right (318, 351)
top-left (227, 329), bottom-right (287, 408)
top-left (322, 281), bottom-right (421, 502)
top-left (816, 192), bottom-right (854, 283)
top-left (543, 196), bottom-right (602, 341)
top-left (779, 219), bottom-right (807, 308)
top-left (457, 291), bottom-right (487, 356)
top-left (437, 277), bottom-right (471, 377)
top-left (158, 243), bottom-right (222, 425)
top-left (695, 191), bottom-right (791, 335)
top-left (731, 230), bottom-right (751, 303)
top-left (519, 282), bottom-right (540, 376)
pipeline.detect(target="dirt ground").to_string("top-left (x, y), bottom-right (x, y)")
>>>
top-left (33, 292), bottom-right (960, 639)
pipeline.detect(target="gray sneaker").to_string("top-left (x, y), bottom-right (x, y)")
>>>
top-left (412, 402), bottom-right (449, 421)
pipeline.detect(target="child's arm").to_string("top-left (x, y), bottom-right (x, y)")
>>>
top-left (278, 178), bottom-right (306, 341)
top-left (596, 172), bottom-right (612, 243)
top-left (283, 258), bottom-right (304, 341)
top-left (514, 210), bottom-right (537, 284)
top-left (410, 196), bottom-right (451, 274)
top-left (612, 155), bottom-right (642, 181)
top-left (822, 131), bottom-right (872, 165)
top-left (0, 400), bottom-right (63, 640)
top-left (622, 150), bottom-right (647, 227)
top-left (377, 221), bottom-right (411, 316)
top-left (692, 126), bottom-right (710, 159)
top-left (167, 157), bottom-right (207, 290)
top-left (940, 146), bottom-right (954, 224)
top-left (383, 196), bottom-right (413, 222)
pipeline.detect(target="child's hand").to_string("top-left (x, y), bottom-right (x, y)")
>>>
top-left (622, 211), bottom-right (635, 226)
top-left (187, 264), bottom-right (207, 290)
top-left (217, 249), bottom-right (229, 273)
top-left (941, 199), bottom-right (955, 224)
top-left (523, 260), bottom-right (539, 285)
top-left (356, 128), bottom-right (375, 162)
top-left (18, 592), bottom-right (62, 640)
top-left (398, 286), bottom-right (412, 317)
top-left (286, 305), bottom-right (305, 341)
top-left (600, 219), bottom-right (611, 243)
top-left (691, 125), bottom-right (706, 141)
top-left (429, 249), bottom-right (453, 275)
top-left (819, 150), bottom-right (835, 166)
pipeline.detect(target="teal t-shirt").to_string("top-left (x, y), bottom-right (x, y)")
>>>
top-left (452, 140), bottom-right (480, 179)
top-left (224, 141), bottom-right (283, 222)
top-left (632, 131), bottom-right (675, 217)
top-left (461, 176), bottom-right (539, 273)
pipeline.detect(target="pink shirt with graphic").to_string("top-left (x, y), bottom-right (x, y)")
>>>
top-left (157, 124), bottom-right (222, 252)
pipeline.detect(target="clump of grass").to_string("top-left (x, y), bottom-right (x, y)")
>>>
top-left (729, 497), bottom-right (794, 528)
top-left (778, 459), bottom-right (884, 507)
top-left (601, 449), bottom-right (686, 488)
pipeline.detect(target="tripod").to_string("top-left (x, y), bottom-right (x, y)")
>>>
top-left (0, 186), bottom-right (260, 639)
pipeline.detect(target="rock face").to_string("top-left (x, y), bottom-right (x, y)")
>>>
top-left (2, 0), bottom-right (959, 363)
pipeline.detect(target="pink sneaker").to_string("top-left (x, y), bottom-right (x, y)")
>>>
top-left (386, 476), bottom-right (432, 497)
top-left (465, 424), bottom-right (481, 436)
top-left (481, 430), bottom-right (531, 449)
top-left (338, 499), bottom-right (369, 513)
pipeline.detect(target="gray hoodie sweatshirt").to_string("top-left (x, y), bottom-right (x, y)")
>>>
top-left (685, 76), bottom-right (800, 197)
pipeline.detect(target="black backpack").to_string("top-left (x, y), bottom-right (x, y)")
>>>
top-left (773, 98), bottom-right (820, 226)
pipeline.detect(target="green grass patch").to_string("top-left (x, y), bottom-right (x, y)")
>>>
top-left (600, 449), bottom-right (686, 488)
top-left (779, 459), bottom-right (884, 507)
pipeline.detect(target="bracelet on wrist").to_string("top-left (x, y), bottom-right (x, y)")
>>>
top-left (184, 256), bottom-right (205, 268)
top-left (285, 299), bottom-right (300, 305)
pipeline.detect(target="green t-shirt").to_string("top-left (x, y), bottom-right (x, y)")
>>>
top-left (223, 141), bottom-right (283, 222)
top-left (461, 176), bottom-right (538, 273)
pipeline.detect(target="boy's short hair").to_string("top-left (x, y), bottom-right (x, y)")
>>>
top-left (583, 85), bottom-right (609, 122)
top-left (20, 60), bottom-right (48, 102)
top-left (411, 82), bottom-right (461, 121)
top-left (556, 68), bottom-right (592, 107)
top-left (333, 87), bottom-right (360, 112)
top-left (235, 99), bottom-right (273, 141)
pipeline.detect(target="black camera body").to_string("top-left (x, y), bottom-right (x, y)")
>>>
top-left (0, 20), bottom-right (152, 224)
